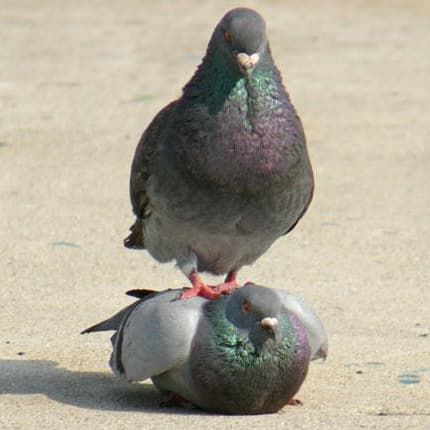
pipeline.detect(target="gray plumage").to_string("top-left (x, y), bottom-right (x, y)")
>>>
top-left (82, 284), bottom-right (327, 414)
top-left (124, 8), bottom-right (314, 285)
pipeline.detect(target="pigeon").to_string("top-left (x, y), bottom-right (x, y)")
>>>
top-left (82, 283), bottom-right (327, 414)
top-left (124, 8), bottom-right (314, 299)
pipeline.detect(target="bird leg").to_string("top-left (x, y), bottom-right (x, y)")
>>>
top-left (224, 270), bottom-right (237, 284)
top-left (180, 271), bottom-right (238, 300)
top-left (181, 272), bottom-right (222, 300)
top-left (209, 270), bottom-right (238, 295)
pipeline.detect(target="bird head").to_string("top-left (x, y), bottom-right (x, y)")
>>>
top-left (212, 8), bottom-right (269, 77)
top-left (225, 283), bottom-right (284, 347)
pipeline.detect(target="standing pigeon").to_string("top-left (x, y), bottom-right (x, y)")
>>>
top-left (82, 283), bottom-right (327, 414)
top-left (124, 8), bottom-right (314, 299)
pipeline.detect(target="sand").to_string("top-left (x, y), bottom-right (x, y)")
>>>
top-left (1, 0), bottom-right (429, 428)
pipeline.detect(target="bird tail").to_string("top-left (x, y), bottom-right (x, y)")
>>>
top-left (124, 219), bottom-right (145, 249)
top-left (81, 305), bottom-right (133, 334)
top-left (81, 290), bottom-right (157, 335)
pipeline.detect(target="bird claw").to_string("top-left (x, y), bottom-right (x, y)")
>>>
top-left (180, 284), bottom-right (228, 300)
top-left (180, 280), bottom-right (237, 300)
top-left (210, 280), bottom-right (238, 296)
top-left (180, 271), bottom-right (238, 300)
top-left (287, 398), bottom-right (303, 406)
top-left (160, 392), bottom-right (196, 409)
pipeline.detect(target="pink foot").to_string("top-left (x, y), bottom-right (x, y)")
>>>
top-left (180, 271), bottom-right (238, 300)
top-left (209, 270), bottom-right (239, 295)
top-left (181, 272), bottom-right (223, 300)
top-left (288, 398), bottom-right (303, 406)
top-left (181, 283), bottom-right (225, 300)
top-left (208, 279), bottom-right (237, 296)
top-left (161, 392), bottom-right (195, 409)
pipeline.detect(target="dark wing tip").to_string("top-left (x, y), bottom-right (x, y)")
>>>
top-left (81, 324), bottom-right (100, 335)
top-left (125, 288), bottom-right (158, 299)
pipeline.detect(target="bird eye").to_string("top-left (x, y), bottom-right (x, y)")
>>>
top-left (241, 300), bottom-right (252, 314)
top-left (224, 31), bottom-right (233, 44)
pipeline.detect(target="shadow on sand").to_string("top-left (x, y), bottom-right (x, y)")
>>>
top-left (0, 359), bottom-right (205, 415)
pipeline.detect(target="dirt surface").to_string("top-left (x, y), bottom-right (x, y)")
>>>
top-left (1, 1), bottom-right (429, 429)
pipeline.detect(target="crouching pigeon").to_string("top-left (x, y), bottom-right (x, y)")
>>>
top-left (124, 7), bottom-right (314, 299)
top-left (82, 284), bottom-right (327, 414)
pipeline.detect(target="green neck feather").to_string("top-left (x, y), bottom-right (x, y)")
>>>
top-left (207, 300), bottom-right (297, 369)
top-left (182, 48), bottom-right (285, 119)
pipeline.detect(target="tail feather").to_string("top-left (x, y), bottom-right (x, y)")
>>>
top-left (124, 219), bottom-right (145, 249)
top-left (81, 302), bottom-right (139, 335)
top-left (126, 288), bottom-right (158, 299)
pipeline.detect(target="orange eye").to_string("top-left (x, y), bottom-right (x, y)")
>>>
top-left (241, 300), bottom-right (252, 314)
top-left (224, 31), bottom-right (233, 44)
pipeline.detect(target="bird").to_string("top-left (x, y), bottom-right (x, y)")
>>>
top-left (82, 283), bottom-right (327, 414)
top-left (124, 8), bottom-right (314, 299)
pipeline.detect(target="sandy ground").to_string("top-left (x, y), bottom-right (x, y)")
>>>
top-left (1, 0), bottom-right (429, 428)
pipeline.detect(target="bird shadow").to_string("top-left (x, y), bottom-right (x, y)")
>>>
top-left (0, 359), bottom-right (207, 415)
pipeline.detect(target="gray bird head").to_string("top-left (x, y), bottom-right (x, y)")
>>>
top-left (225, 283), bottom-right (284, 346)
top-left (210, 8), bottom-right (268, 77)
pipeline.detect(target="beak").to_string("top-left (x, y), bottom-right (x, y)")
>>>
top-left (260, 316), bottom-right (278, 332)
top-left (237, 53), bottom-right (260, 74)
